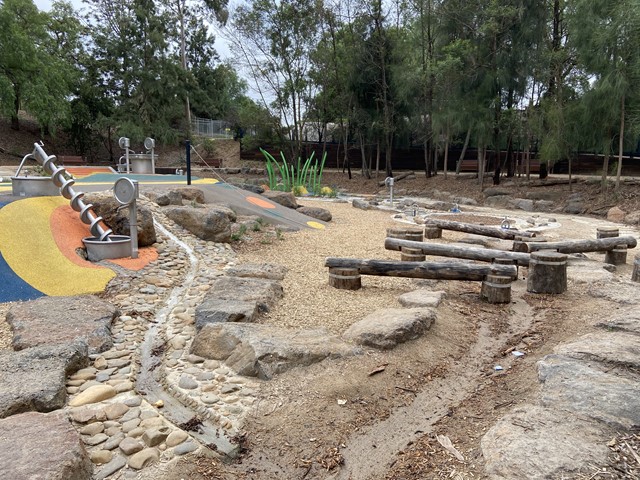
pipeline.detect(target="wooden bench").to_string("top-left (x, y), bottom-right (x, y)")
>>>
top-left (58, 155), bottom-right (86, 166)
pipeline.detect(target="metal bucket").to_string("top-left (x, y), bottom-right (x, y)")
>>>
top-left (11, 176), bottom-right (59, 197)
top-left (129, 154), bottom-right (154, 174)
top-left (83, 235), bottom-right (131, 261)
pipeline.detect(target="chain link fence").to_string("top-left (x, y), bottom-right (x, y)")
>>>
top-left (191, 117), bottom-right (233, 139)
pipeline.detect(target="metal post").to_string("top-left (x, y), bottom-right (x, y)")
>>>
top-left (126, 148), bottom-right (130, 174)
top-left (129, 180), bottom-right (139, 259)
top-left (186, 140), bottom-right (191, 185)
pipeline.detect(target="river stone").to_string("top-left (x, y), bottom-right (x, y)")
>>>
top-left (225, 263), bottom-right (288, 281)
top-left (166, 430), bottom-right (188, 447)
top-left (342, 308), bottom-right (436, 349)
top-left (103, 402), bottom-right (129, 420)
top-left (69, 385), bottom-right (117, 407)
top-left (94, 455), bottom-right (126, 480)
top-left (0, 410), bottom-right (93, 480)
top-left (190, 323), bottom-right (360, 380)
top-left (0, 342), bottom-right (88, 418)
top-left (85, 194), bottom-right (157, 247)
top-left (174, 441), bottom-right (198, 455)
top-left (261, 190), bottom-right (298, 209)
top-left (199, 276), bottom-right (283, 315)
top-left (195, 298), bottom-right (260, 330)
top-left (119, 437), bottom-right (144, 455)
top-left (296, 206), bottom-right (332, 222)
top-left (178, 375), bottom-right (198, 390)
top-left (398, 290), bottom-right (445, 308)
top-left (90, 449), bottom-right (113, 465)
top-left (7, 296), bottom-right (119, 354)
top-left (143, 426), bottom-right (171, 447)
top-left (538, 354), bottom-right (640, 429)
top-left (482, 405), bottom-right (612, 479)
top-left (164, 206), bottom-right (232, 242)
top-left (128, 448), bottom-right (159, 470)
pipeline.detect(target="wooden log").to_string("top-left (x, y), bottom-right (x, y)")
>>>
top-left (400, 247), bottom-right (426, 262)
top-left (325, 258), bottom-right (518, 281)
top-left (596, 227), bottom-right (619, 239)
top-left (605, 245), bottom-right (627, 266)
top-left (481, 274), bottom-right (512, 304)
top-left (632, 254), bottom-right (640, 282)
top-left (525, 235), bottom-right (637, 254)
top-left (424, 218), bottom-right (536, 240)
top-left (424, 225), bottom-right (442, 239)
top-left (377, 171), bottom-right (414, 186)
top-left (527, 250), bottom-right (567, 294)
top-left (328, 268), bottom-right (361, 290)
top-left (386, 226), bottom-right (423, 242)
top-left (384, 237), bottom-right (530, 267)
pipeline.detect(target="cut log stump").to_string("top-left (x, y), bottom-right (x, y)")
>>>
top-left (328, 268), bottom-right (361, 290)
top-left (527, 250), bottom-right (567, 294)
top-left (596, 227), bottom-right (619, 239)
top-left (632, 254), bottom-right (640, 282)
top-left (481, 274), bottom-right (512, 304)
top-left (605, 245), bottom-right (627, 266)
top-left (387, 226), bottom-right (423, 242)
top-left (400, 247), bottom-right (426, 262)
top-left (424, 225), bottom-right (442, 239)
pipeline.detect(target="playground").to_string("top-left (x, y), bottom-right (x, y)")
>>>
top-left (0, 147), bottom-right (639, 479)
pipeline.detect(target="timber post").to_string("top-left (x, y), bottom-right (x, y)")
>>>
top-left (328, 267), bottom-right (361, 290)
top-left (400, 247), bottom-right (426, 262)
top-left (481, 274), bottom-right (512, 304)
top-left (527, 250), bottom-right (567, 294)
top-left (386, 226), bottom-right (424, 242)
top-left (596, 227), bottom-right (619, 239)
top-left (424, 225), bottom-right (442, 239)
top-left (632, 254), bottom-right (640, 282)
top-left (605, 245), bottom-right (627, 266)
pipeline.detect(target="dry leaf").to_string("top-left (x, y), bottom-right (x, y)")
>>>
top-left (436, 434), bottom-right (465, 462)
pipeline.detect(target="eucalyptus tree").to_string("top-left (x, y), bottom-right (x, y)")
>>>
top-left (0, 0), bottom-right (77, 131)
top-left (568, 0), bottom-right (640, 189)
top-left (227, 0), bottom-right (324, 159)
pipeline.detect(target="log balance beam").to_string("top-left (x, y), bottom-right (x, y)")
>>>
top-left (424, 218), bottom-right (536, 240)
top-left (325, 258), bottom-right (517, 303)
top-left (522, 235), bottom-right (637, 254)
top-left (385, 237), bottom-right (530, 267)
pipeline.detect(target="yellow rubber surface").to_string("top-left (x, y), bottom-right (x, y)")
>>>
top-left (0, 197), bottom-right (115, 296)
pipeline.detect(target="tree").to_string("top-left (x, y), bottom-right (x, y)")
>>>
top-left (0, 0), bottom-right (75, 131)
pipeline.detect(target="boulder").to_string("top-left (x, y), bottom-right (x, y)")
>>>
top-left (195, 298), bottom-right (260, 330)
top-left (596, 310), bottom-right (640, 335)
top-left (190, 323), bottom-right (360, 379)
top-left (0, 410), bottom-right (93, 480)
top-left (525, 191), bottom-right (563, 201)
top-left (554, 331), bottom-right (640, 372)
top-left (607, 206), bottom-right (626, 222)
top-left (261, 190), bottom-right (298, 209)
top-left (238, 184), bottom-right (265, 194)
top-left (0, 342), bottom-right (88, 418)
top-left (85, 194), bottom-right (157, 247)
top-left (225, 263), bottom-right (288, 281)
top-left (533, 200), bottom-right (555, 212)
top-left (452, 196), bottom-right (478, 206)
top-left (173, 187), bottom-right (205, 204)
top-left (155, 190), bottom-right (183, 206)
top-left (563, 201), bottom-right (585, 214)
top-left (164, 206), bottom-right (232, 242)
top-left (200, 276), bottom-right (283, 312)
top-left (352, 198), bottom-right (372, 210)
top-left (509, 198), bottom-right (535, 211)
top-left (342, 308), bottom-right (436, 349)
top-left (538, 354), bottom-right (640, 429)
top-left (296, 206), bottom-right (332, 222)
top-left (624, 211), bottom-right (640, 225)
top-left (481, 405), bottom-right (612, 479)
top-left (398, 290), bottom-right (444, 308)
top-left (484, 195), bottom-right (511, 208)
top-left (7, 296), bottom-right (118, 354)
top-left (483, 187), bottom-right (511, 197)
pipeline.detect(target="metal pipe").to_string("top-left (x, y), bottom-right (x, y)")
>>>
top-left (186, 140), bottom-right (191, 185)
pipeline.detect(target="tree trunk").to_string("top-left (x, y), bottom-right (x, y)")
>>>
top-left (11, 84), bottom-right (20, 130)
top-left (424, 218), bottom-right (536, 240)
top-left (443, 129), bottom-right (449, 179)
top-left (455, 128), bottom-right (471, 174)
top-left (616, 93), bottom-right (625, 190)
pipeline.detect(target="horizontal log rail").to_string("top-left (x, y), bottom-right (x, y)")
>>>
top-left (325, 258), bottom-right (518, 281)
top-left (384, 237), bottom-right (530, 267)
top-left (525, 235), bottom-right (637, 254)
top-left (424, 218), bottom-right (536, 240)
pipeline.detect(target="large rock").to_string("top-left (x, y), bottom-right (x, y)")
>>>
top-left (398, 290), bottom-right (444, 308)
top-left (195, 298), bottom-right (260, 330)
top-left (509, 198), bottom-right (534, 211)
top-left (0, 342), bottom-right (88, 418)
top-left (538, 354), bottom-right (640, 429)
top-left (352, 198), bottom-right (372, 210)
top-left (481, 405), bottom-right (612, 479)
top-left (173, 187), bottom-right (205, 204)
top-left (554, 331), bottom-right (640, 369)
top-left (607, 206), bottom-right (626, 222)
top-left (85, 194), bottom-right (157, 247)
top-left (190, 323), bottom-right (360, 379)
top-left (7, 296), bottom-right (118, 354)
top-left (261, 190), bottom-right (298, 209)
top-left (596, 310), bottom-right (640, 334)
top-left (484, 195), bottom-right (511, 208)
top-left (483, 187), bottom-right (511, 197)
top-left (165, 206), bottom-right (232, 242)
top-left (0, 410), bottom-right (93, 480)
top-left (342, 308), bottom-right (436, 349)
top-left (296, 206), bottom-right (332, 222)
top-left (225, 263), bottom-right (288, 281)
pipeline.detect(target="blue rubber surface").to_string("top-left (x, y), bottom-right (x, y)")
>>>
top-left (0, 249), bottom-right (45, 302)
top-left (75, 173), bottom-right (199, 183)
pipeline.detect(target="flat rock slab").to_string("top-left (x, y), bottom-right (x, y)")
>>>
top-left (195, 298), bottom-right (260, 330)
top-left (0, 342), bottom-right (88, 418)
top-left (398, 290), bottom-right (445, 308)
top-left (190, 323), bottom-right (361, 379)
top-left (554, 331), bottom-right (640, 370)
top-left (596, 310), bottom-right (640, 334)
top-left (567, 262), bottom-right (614, 284)
top-left (7, 296), bottom-right (119, 354)
top-left (342, 308), bottom-right (436, 349)
top-left (224, 263), bottom-right (288, 281)
top-left (481, 405), bottom-right (612, 479)
top-left (0, 410), bottom-right (92, 480)
top-left (538, 354), bottom-right (640, 429)
top-left (587, 282), bottom-right (640, 306)
top-left (200, 276), bottom-right (283, 312)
